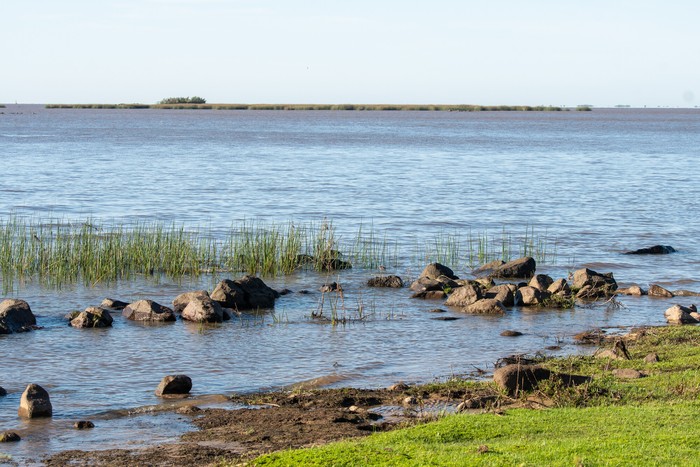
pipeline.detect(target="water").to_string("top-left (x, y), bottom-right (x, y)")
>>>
top-left (1, 105), bottom-right (699, 460)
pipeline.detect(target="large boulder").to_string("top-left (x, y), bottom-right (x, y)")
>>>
top-left (419, 263), bottom-right (458, 280)
top-left (664, 304), bottom-right (700, 324)
top-left (528, 274), bottom-right (553, 292)
top-left (648, 284), bottom-right (674, 298)
top-left (155, 375), bottom-right (192, 396)
top-left (70, 306), bottom-right (113, 328)
top-left (18, 383), bottom-right (52, 418)
top-left (122, 300), bottom-right (176, 322)
top-left (491, 257), bottom-right (536, 279)
top-left (0, 299), bottom-right (37, 334)
top-left (211, 275), bottom-right (278, 310)
top-left (515, 286), bottom-right (546, 306)
top-left (367, 275), bottom-right (404, 288)
top-left (0, 386), bottom-right (6, 397)
top-left (181, 297), bottom-right (225, 323)
top-left (572, 268), bottom-right (617, 299)
top-left (624, 245), bottom-right (676, 255)
top-left (547, 278), bottom-right (571, 296)
top-left (463, 298), bottom-right (506, 314)
top-left (444, 283), bottom-right (482, 308)
top-left (172, 290), bottom-right (211, 314)
top-left (484, 284), bottom-right (516, 307)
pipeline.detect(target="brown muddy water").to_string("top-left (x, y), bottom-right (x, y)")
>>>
top-left (1, 106), bottom-right (699, 462)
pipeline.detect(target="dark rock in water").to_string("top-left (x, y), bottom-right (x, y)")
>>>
top-left (122, 300), bottom-right (176, 322)
top-left (74, 420), bottom-right (95, 429)
top-left (155, 374), bottom-right (192, 396)
top-left (648, 284), bottom-right (674, 298)
top-left (500, 330), bottom-right (523, 337)
top-left (18, 383), bottom-right (52, 418)
top-left (0, 431), bottom-right (21, 442)
top-left (0, 386), bottom-right (6, 397)
top-left (0, 299), bottom-right (37, 334)
top-left (485, 284), bottom-right (516, 307)
top-left (426, 308), bottom-right (447, 313)
top-left (211, 275), bottom-right (278, 310)
top-left (70, 306), bottom-right (113, 328)
top-left (181, 297), bottom-right (225, 323)
top-left (419, 262), bottom-right (458, 280)
top-left (172, 290), bottom-right (210, 313)
top-left (673, 289), bottom-right (700, 297)
top-left (472, 260), bottom-right (505, 276)
top-left (277, 288), bottom-right (293, 296)
top-left (624, 245), bottom-right (676, 255)
top-left (100, 298), bottom-right (129, 310)
top-left (445, 283), bottom-right (482, 308)
top-left (367, 275), bottom-right (404, 288)
top-left (572, 268), bottom-right (617, 299)
top-left (320, 282), bottom-right (342, 293)
top-left (411, 290), bottom-right (447, 300)
top-left (430, 316), bottom-right (462, 321)
top-left (491, 257), bottom-right (536, 279)
top-left (297, 289), bottom-right (312, 295)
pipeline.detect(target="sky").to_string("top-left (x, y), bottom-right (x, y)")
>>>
top-left (2, 0), bottom-right (699, 107)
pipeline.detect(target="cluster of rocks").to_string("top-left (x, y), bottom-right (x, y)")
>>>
top-left (617, 283), bottom-right (700, 298)
top-left (397, 258), bottom-right (618, 314)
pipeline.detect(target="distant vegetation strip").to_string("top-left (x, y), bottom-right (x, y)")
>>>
top-left (45, 103), bottom-right (589, 111)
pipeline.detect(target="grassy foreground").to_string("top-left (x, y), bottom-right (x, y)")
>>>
top-left (252, 326), bottom-right (700, 466)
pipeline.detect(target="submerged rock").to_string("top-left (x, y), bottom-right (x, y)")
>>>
top-left (211, 275), bottom-right (278, 310)
top-left (70, 306), bottom-right (113, 328)
top-left (500, 330), bottom-right (523, 337)
top-left (100, 298), bottom-right (129, 310)
top-left (18, 383), bottom-right (52, 418)
top-left (122, 300), bottom-right (176, 322)
top-left (156, 375), bottom-right (192, 396)
top-left (367, 275), bottom-right (404, 288)
top-left (0, 299), bottom-right (37, 334)
top-left (624, 245), bottom-right (676, 255)
top-left (73, 420), bottom-right (95, 429)
top-left (0, 386), bottom-right (6, 397)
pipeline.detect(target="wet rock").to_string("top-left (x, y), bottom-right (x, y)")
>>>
top-left (172, 290), bottom-right (210, 313)
top-left (0, 386), bottom-right (5, 397)
top-left (484, 284), bottom-right (516, 307)
top-left (211, 275), bottom-right (278, 310)
top-left (644, 353), bottom-right (660, 363)
top-left (648, 284), bottom-right (674, 298)
top-left (122, 300), bottom-right (176, 322)
top-left (572, 268), bottom-right (617, 299)
top-left (528, 274), bottom-right (553, 292)
top-left (411, 290), bottom-right (447, 300)
top-left (473, 277), bottom-right (496, 289)
top-left (74, 420), bottom-right (95, 429)
top-left (673, 290), bottom-right (700, 297)
top-left (0, 431), bottom-right (20, 442)
top-left (463, 298), bottom-right (506, 314)
top-left (0, 298), bottom-right (37, 334)
top-left (176, 405), bottom-right (202, 415)
top-left (612, 368), bottom-right (643, 379)
top-left (320, 282), bottom-right (342, 293)
top-left (624, 245), bottom-right (676, 255)
top-left (500, 330), bottom-right (523, 337)
top-left (617, 285), bottom-right (645, 296)
top-left (547, 279), bottom-right (571, 296)
top-left (409, 277), bottom-right (443, 293)
top-left (426, 308), bottom-right (447, 313)
top-left (430, 316), bottom-right (462, 321)
top-left (367, 275), bottom-right (404, 288)
top-left (491, 257), bottom-right (536, 279)
top-left (70, 306), bottom-right (113, 328)
top-left (181, 296), bottom-right (225, 323)
top-left (18, 383), bottom-right (52, 418)
top-left (100, 298), bottom-right (129, 310)
top-left (155, 375), bottom-right (192, 396)
top-left (472, 260), bottom-right (505, 276)
top-left (515, 286), bottom-right (546, 306)
top-left (277, 288), bottom-right (293, 296)
top-left (664, 304), bottom-right (700, 324)
top-left (419, 262), bottom-right (458, 280)
top-left (444, 283), bottom-right (482, 308)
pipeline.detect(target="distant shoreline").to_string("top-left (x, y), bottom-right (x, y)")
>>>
top-left (43, 103), bottom-right (588, 111)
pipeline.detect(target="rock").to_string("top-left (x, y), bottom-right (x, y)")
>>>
top-left (409, 277), bottom-right (444, 293)
top-left (70, 306), bottom-right (113, 328)
top-left (648, 284), bottom-right (674, 298)
top-left (673, 290), bottom-right (700, 297)
top-left (445, 283), bottom-right (482, 308)
top-left (0, 299), bottom-right (37, 334)
top-left (172, 290), bottom-right (210, 313)
top-left (0, 431), bottom-right (20, 442)
top-left (426, 308), bottom-right (447, 313)
top-left (176, 405), bottom-right (202, 415)
top-left (100, 298), bottom-right (129, 310)
top-left (431, 316), bottom-right (462, 321)
top-left (664, 304), bottom-right (699, 324)
top-left (484, 284), bottom-right (516, 307)
top-left (419, 263), bottom-right (458, 280)
top-left (500, 330), bottom-right (523, 337)
top-left (74, 420), bottom-right (95, 429)
top-left (572, 268), bottom-right (617, 299)
top-left (624, 245), bottom-right (676, 255)
top-left (211, 275), bottom-right (278, 310)
top-left (18, 383), bottom-right (52, 418)
top-left (547, 279), bottom-right (571, 296)
top-left (493, 364), bottom-right (552, 395)
top-left (320, 282), bottom-right (342, 293)
top-left (644, 353), bottom-right (660, 363)
top-left (0, 386), bottom-right (5, 397)
top-left (367, 275), bottom-right (404, 288)
top-left (463, 299), bottom-right (506, 314)
top-left (473, 277), bottom-right (496, 289)
top-left (515, 286), bottom-right (545, 306)
top-left (411, 290), bottom-right (447, 300)
top-left (155, 375), bottom-right (192, 396)
top-left (388, 383), bottom-right (409, 391)
top-left (122, 300), bottom-right (176, 322)
top-left (472, 260), bottom-right (505, 276)
top-left (528, 274), bottom-right (553, 292)
top-left (402, 396), bottom-right (418, 406)
top-left (491, 257), bottom-right (536, 279)
top-left (617, 285), bottom-right (645, 296)
top-left (612, 369), bottom-right (643, 379)
top-left (181, 297), bottom-right (224, 323)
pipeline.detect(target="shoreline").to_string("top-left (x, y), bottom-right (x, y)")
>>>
top-left (42, 103), bottom-right (579, 111)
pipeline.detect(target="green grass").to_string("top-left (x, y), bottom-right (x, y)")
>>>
top-left (250, 326), bottom-right (700, 466)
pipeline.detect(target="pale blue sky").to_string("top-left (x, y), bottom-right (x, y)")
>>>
top-left (2, 0), bottom-right (698, 106)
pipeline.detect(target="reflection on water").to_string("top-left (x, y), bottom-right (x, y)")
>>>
top-left (1, 106), bottom-right (699, 460)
